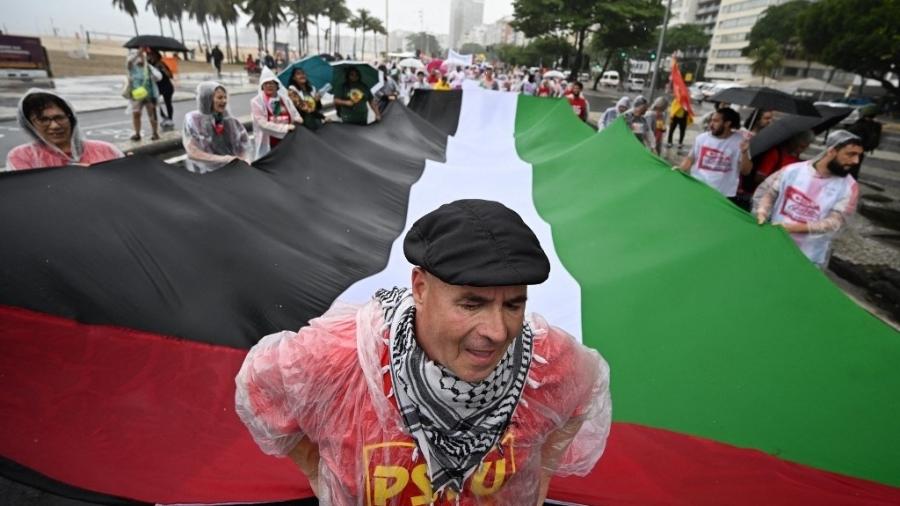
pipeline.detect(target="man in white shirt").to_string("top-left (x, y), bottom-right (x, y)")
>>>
top-left (677, 107), bottom-right (752, 198)
top-left (752, 130), bottom-right (862, 267)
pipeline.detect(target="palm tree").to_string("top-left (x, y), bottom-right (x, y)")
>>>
top-left (187, 0), bottom-right (216, 52)
top-left (348, 15), bottom-right (360, 59)
top-left (369, 17), bottom-right (385, 61)
top-left (245, 0), bottom-right (285, 57)
top-left (145, 0), bottom-right (166, 35)
top-left (212, 0), bottom-right (240, 64)
top-left (326, 0), bottom-right (351, 55)
top-left (162, 0), bottom-right (185, 45)
top-left (749, 38), bottom-right (784, 85)
top-left (112, 0), bottom-right (140, 36)
top-left (355, 8), bottom-right (371, 59)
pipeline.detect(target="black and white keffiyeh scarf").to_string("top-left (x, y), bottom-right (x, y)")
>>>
top-left (375, 287), bottom-right (534, 494)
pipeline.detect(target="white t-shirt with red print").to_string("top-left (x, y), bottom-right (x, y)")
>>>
top-left (689, 131), bottom-right (745, 197)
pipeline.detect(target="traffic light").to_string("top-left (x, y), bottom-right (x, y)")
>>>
top-left (619, 51), bottom-right (627, 58)
top-left (649, 51), bottom-right (656, 60)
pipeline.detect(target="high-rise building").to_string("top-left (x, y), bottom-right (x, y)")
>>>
top-left (449, 0), bottom-right (485, 50)
top-left (705, 0), bottom-right (782, 81)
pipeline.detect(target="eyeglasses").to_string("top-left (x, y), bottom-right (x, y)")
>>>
top-left (31, 114), bottom-right (70, 127)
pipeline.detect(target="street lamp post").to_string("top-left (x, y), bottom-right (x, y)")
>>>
top-left (648, 0), bottom-right (673, 102)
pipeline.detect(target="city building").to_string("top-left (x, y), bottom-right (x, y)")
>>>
top-left (449, 0), bottom-right (484, 50)
top-left (704, 0), bottom-right (857, 86)
top-left (460, 16), bottom-right (526, 48)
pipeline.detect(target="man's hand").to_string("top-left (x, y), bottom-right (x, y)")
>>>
top-left (756, 213), bottom-right (766, 225)
top-left (288, 437), bottom-right (321, 497)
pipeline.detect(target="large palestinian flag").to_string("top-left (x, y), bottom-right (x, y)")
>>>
top-left (1, 85), bottom-right (899, 505)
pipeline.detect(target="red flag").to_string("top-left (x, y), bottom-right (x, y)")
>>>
top-left (669, 56), bottom-right (694, 123)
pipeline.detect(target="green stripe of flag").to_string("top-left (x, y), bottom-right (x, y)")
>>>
top-left (514, 94), bottom-right (900, 487)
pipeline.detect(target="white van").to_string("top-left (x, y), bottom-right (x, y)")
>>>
top-left (625, 77), bottom-right (645, 92)
top-left (599, 70), bottom-right (620, 88)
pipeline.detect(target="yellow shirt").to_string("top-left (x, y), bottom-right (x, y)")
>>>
top-left (433, 81), bottom-right (451, 91)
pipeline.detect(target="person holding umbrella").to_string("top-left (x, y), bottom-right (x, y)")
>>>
top-left (333, 65), bottom-right (380, 125)
top-left (125, 46), bottom-right (162, 142)
top-left (676, 107), bottom-right (752, 199)
top-left (753, 130), bottom-right (863, 268)
top-left (286, 68), bottom-right (326, 132)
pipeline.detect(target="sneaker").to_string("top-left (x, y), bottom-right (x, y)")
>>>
top-left (129, 133), bottom-right (141, 141)
top-left (151, 133), bottom-right (160, 141)
top-left (666, 143), bottom-right (673, 149)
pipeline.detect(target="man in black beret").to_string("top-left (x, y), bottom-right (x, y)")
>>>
top-left (236, 199), bottom-right (611, 505)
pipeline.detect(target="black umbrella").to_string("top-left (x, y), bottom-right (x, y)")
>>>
top-left (709, 86), bottom-right (821, 117)
top-left (123, 35), bottom-right (189, 52)
top-left (749, 105), bottom-right (854, 157)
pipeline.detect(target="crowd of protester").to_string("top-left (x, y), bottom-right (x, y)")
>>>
top-left (3, 50), bottom-right (886, 270)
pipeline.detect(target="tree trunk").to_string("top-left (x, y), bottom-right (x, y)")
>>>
top-left (264, 26), bottom-right (269, 55)
top-left (169, 19), bottom-right (176, 39)
top-left (132, 15), bottom-right (139, 36)
top-left (571, 28), bottom-right (586, 79)
top-left (593, 49), bottom-right (613, 90)
top-left (178, 18), bottom-right (185, 45)
top-left (272, 25), bottom-right (277, 59)
top-left (803, 59), bottom-right (812, 78)
top-left (316, 15), bottom-right (321, 54)
top-left (297, 20), bottom-right (305, 58)
top-left (223, 22), bottom-right (232, 64)
top-left (234, 22), bottom-right (240, 65)
top-left (158, 16), bottom-right (164, 35)
top-left (360, 29), bottom-right (366, 57)
top-left (353, 29), bottom-right (358, 59)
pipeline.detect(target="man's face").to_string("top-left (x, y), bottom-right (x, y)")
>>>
top-left (572, 84), bottom-right (582, 96)
top-left (709, 112), bottom-right (727, 137)
top-left (757, 110), bottom-right (774, 129)
top-left (411, 269), bottom-right (527, 383)
top-left (827, 144), bottom-right (864, 175)
top-left (617, 104), bottom-right (627, 113)
top-left (30, 104), bottom-right (72, 148)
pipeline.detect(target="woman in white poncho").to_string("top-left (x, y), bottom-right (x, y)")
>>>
top-left (250, 66), bottom-right (302, 160)
top-left (182, 82), bottom-right (253, 174)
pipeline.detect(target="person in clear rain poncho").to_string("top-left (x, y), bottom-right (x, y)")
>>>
top-left (236, 199), bottom-right (612, 506)
top-left (182, 82), bottom-right (253, 174)
top-left (250, 66), bottom-right (302, 160)
top-left (5, 89), bottom-right (123, 171)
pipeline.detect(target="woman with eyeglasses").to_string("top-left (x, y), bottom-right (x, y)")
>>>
top-left (5, 90), bottom-right (123, 171)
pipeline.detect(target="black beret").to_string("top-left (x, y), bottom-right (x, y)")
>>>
top-left (403, 199), bottom-right (550, 286)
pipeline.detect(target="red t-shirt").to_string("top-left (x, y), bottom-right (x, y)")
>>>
top-left (567, 95), bottom-right (588, 122)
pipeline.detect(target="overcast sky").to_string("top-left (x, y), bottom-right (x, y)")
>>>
top-left (1, 0), bottom-right (514, 40)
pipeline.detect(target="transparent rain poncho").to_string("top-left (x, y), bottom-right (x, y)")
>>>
top-left (235, 296), bottom-right (611, 505)
top-left (250, 67), bottom-right (302, 160)
top-left (5, 89), bottom-right (123, 171)
top-left (182, 82), bottom-right (252, 174)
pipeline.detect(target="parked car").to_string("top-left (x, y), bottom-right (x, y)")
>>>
top-left (702, 82), bottom-right (745, 102)
top-left (625, 77), bottom-right (645, 92)
top-left (689, 81), bottom-right (713, 102)
top-left (599, 70), bottom-right (620, 88)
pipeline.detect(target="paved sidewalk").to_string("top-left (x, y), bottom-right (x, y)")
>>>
top-left (0, 71), bottom-right (258, 121)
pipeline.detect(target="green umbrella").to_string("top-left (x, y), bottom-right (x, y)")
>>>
top-left (330, 61), bottom-right (383, 95)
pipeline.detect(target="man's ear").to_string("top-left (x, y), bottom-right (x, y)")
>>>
top-left (411, 267), bottom-right (427, 305)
